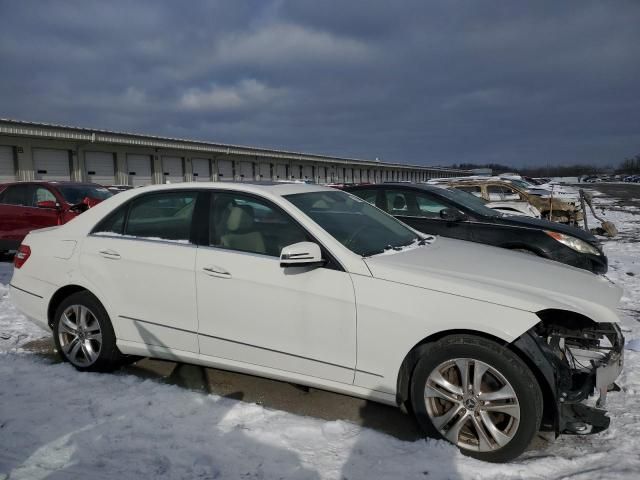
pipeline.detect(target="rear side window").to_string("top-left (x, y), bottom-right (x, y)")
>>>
top-left (0, 185), bottom-right (29, 206)
top-left (350, 189), bottom-right (378, 206)
top-left (454, 185), bottom-right (482, 197)
top-left (93, 207), bottom-right (126, 235)
top-left (125, 192), bottom-right (196, 241)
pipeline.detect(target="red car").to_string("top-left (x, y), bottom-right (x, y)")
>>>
top-left (0, 181), bottom-right (112, 253)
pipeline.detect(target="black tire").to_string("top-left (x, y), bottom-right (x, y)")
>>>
top-left (52, 290), bottom-right (123, 372)
top-left (410, 334), bottom-right (543, 463)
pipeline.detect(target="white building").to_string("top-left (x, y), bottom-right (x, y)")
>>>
top-left (0, 119), bottom-right (470, 186)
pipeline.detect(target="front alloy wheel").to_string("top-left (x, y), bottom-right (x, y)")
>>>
top-left (425, 358), bottom-right (520, 452)
top-left (410, 334), bottom-right (543, 462)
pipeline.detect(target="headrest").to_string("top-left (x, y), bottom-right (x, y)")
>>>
top-left (226, 205), bottom-right (254, 232)
top-left (393, 195), bottom-right (406, 210)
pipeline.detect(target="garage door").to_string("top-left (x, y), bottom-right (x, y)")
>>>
top-left (302, 165), bottom-right (313, 181)
top-left (162, 156), bottom-right (184, 184)
top-left (85, 151), bottom-right (115, 185)
top-left (33, 149), bottom-right (71, 181)
top-left (192, 158), bottom-right (210, 182)
top-left (275, 164), bottom-right (287, 180)
top-left (127, 154), bottom-right (152, 187)
top-left (217, 159), bottom-right (233, 181)
top-left (258, 162), bottom-right (271, 181)
top-left (237, 161), bottom-right (253, 181)
top-left (317, 166), bottom-right (327, 184)
top-left (0, 146), bottom-right (16, 183)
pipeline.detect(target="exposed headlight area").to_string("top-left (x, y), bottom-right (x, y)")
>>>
top-left (519, 313), bottom-right (625, 435)
top-left (544, 230), bottom-right (601, 256)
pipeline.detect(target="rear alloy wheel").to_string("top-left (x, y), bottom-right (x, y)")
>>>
top-left (53, 291), bottom-right (122, 372)
top-left (410, 334), bottom-right (543, 462)
top-left (57, 304), bottom-right (103, 367)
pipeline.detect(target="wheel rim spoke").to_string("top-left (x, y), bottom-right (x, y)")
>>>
top-left (471, 414), bottom-right (493, 451)
top-left (455, 359), bottom-right (470, 394)
top-left (60, 313), bottom-right (77, 333)
top-left (472, 361), bottom-right (488, 396)
top-left (443, 411), bottom-right (470, 445)
top-left (69, 338), bottom-right (82, 360)
top-left (429, 369), bottom-right (464, 397)
top-left (481, 403), bottom-right (520, 420)
top-left (478, 384), bottom-right (517, 402)
top-left (479, 411), bottom-right (512, 447)
top-left (431, 405), bottom-right (464, 431)
top-left (425, 384), bottom-right (459, 404)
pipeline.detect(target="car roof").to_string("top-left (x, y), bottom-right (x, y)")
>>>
top-left (1, 180), bottom-right (105, 187)
top-left (107, 181), bottom-right (336, 198)
top-left (345, 182), bottom-right (446, 194)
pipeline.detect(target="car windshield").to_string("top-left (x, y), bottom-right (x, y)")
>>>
top-left (507, 179), bottom-right (533, 189)
top-left (285, 190), bottom-right (419, 256)
top-left (438, 187), bottom-right (501, 217)
top-left (57, 185), bottom-right (113, 204)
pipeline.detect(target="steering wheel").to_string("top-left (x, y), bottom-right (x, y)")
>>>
top-left (344, 224), bottom-right (377, 249)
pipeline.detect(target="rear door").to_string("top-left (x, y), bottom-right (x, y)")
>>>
top-left (82, 190), bottom-right (200, 353)
top-left (0, 184), bottom-right (30, 247)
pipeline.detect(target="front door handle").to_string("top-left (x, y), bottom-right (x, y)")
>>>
top-left (99, 249), bottom-right (121, 260)
top-left (202, 265), bottom-right (232, 279)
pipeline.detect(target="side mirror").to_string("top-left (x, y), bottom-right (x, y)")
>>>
top-left (280, 242), bottom-right (325, 268)
top-left (440, 207), bottom-right (466, 222)
top-left (36, 200), bottom-right (59, 209)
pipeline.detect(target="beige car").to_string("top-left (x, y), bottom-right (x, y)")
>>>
top-left (445, 180), bottom-right (583, 224)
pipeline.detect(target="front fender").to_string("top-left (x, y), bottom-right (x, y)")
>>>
top-left (351, 275), bottom-right (542, 395)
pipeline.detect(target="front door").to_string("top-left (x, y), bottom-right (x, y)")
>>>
top-left (195, 191), bottom-right (357, 384)
top-left (380, 188), bottom-right (473, 241)
top-left (80, 190), bottom-right (200, 353)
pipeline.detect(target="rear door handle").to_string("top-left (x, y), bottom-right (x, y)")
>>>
top-left (202, 265), bottom-right (232, 279)
top-left (99, 249), bottom-right (121, 260)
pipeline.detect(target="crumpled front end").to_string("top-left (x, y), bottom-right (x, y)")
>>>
top-left (513, 311), bottom-right (624, 435)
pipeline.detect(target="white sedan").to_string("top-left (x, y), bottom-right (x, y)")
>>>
top-left (10, 182), bottom-right (623, 462)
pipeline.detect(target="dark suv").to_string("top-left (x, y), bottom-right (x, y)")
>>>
top-left (342, 183), bottom-right (607, 274)
top-left (0, 181), bottom-right (112, 253)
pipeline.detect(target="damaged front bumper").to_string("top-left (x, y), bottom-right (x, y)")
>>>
top-left (514, 318), bottom-right (624, 435)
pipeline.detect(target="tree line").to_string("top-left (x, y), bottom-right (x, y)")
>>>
top-left (451, 154), bottom-right (640, 177)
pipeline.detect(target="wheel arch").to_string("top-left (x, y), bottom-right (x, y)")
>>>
top-left (395, 328), bottom-right (558, 432)
top-left (47, 284), bottom-right (110, 329)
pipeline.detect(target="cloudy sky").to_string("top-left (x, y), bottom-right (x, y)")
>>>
top-left (1, 1), bottom-right (639, 167)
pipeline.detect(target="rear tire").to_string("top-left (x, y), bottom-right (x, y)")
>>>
top-left (53, 291), bottom-right (123, 372)
top-left (410, 334), bottom-right (543, 463)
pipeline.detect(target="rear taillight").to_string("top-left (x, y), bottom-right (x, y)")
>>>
top-left (14, 245), bottom-right (31, 269)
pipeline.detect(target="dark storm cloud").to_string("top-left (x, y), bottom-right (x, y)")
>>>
top-left (1, 0), bottom-right (639, 167)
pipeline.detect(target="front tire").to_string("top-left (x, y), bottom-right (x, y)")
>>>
top-left (53, 291), bottom-right (123, 372)
top-left (410, 334), bottom-right (543, 463)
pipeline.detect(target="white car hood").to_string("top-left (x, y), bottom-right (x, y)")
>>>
top-left (364, 238), bottom-right (622, 324)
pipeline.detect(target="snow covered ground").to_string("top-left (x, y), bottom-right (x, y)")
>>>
top-left (1, 189), bottom-right (639, 479)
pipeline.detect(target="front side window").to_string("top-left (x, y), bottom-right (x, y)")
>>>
top-left (415, 193), bottom-right (449, 218)
top-left (125, 192), bottom-right (196, 241)
top-left (33, 187), bottom-right (57, 205)
top-left (210, 193), bottom-right (308, 257)
top-left (487, 185), bottom-right (521, 201)
top-left (57, 185), bottom-right (112, 205)
top-left (285, 190), bottom-right (417, 257)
